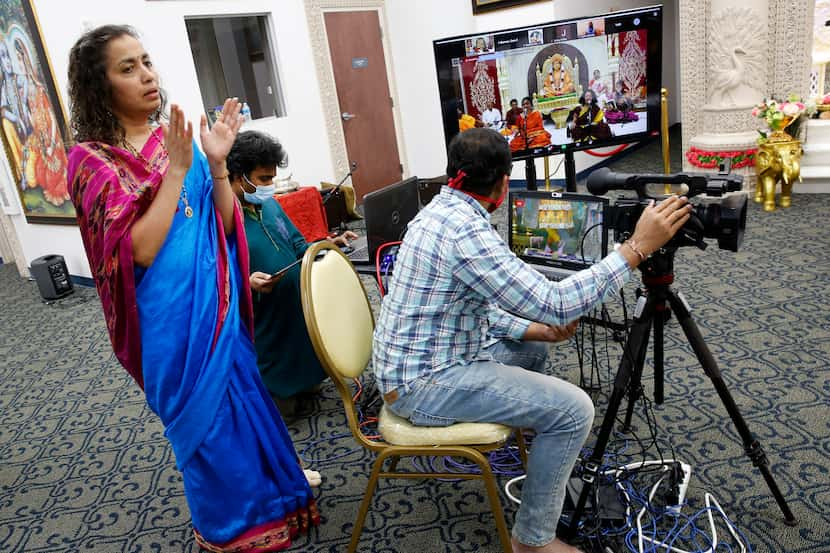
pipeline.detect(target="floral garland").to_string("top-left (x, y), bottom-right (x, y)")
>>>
top-left (685, 146), bottom-right (757, 169)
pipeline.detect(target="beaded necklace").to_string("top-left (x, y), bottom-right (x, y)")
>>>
top-left (121, 133), bottom-right (193, 218)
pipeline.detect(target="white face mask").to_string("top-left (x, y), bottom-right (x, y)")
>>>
top-left (241, 174), bottom-right (276, 205)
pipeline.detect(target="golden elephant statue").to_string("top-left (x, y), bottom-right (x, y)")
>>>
top-left (754, 140), bottom-right (803, 212)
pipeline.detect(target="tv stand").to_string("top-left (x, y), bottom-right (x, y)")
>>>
top-left (564, 150), bottom-right (577, 192)
top-left (524, 158), bottom-right (537, 191)
top-left (525, 150), bottom-right (577, 192)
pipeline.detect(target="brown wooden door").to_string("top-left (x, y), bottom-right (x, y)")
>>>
top-left (324, 10), bottom-right (403, 203)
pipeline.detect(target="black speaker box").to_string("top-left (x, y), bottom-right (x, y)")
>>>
top-left (30, 254), bottom-right (74, 301)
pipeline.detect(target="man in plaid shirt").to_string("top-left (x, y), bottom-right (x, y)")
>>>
top-left (373, 129), bottom-right (691, 553)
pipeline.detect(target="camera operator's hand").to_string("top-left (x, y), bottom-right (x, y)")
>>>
top-left (623, 196), bottom-right (692, 268)
top-left (523, 320), bottom-right (579, 343)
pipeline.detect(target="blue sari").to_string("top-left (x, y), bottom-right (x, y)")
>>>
top-left (133, 147), bottom-right (318, 550)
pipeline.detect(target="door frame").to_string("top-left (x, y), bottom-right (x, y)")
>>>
top-left (304, 0), bottom-right (408, 185)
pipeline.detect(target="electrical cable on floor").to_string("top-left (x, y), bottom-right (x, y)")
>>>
top-left (41, 292), bottom-right (92, 308)
top-left (299, 283), bottom-right (752, 553)
top-left (505, 455), bottom-right (752, 553)
top-left (299, 375), bottom-right (381, 467)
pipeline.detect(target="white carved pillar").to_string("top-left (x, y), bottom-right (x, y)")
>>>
top-left (768, 0), bottom-right (815, 99)
top-left (680, 0), bottom-right (815, 187)
top-left (0, 214), bottom-right (28, 277)
top-left (0, 147), bottom-right (28, 277)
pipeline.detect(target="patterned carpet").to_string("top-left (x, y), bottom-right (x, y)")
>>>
top-left (1, 135), bottom-right (829, 552)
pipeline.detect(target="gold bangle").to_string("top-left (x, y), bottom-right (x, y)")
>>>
top-left (624, 239), bottom-right (647, 262)
top-left (211, 172), bottom-right (229, 180)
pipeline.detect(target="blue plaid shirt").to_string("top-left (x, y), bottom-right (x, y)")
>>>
top-left (372, 187), bottom-right (631, 395)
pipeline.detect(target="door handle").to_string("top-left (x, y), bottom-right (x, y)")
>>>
top-left (341, 112), bottom-right (357, 121)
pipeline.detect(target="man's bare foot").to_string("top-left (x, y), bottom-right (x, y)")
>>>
top-left (511, 536), bottom-right (584, 553)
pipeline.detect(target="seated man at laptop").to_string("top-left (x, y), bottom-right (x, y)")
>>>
top-left (227, 131), bottom-right (357, 415)
top-left (372, 128), bottom-right (691, 553)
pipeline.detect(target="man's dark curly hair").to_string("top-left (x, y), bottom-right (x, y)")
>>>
top-left (226, 131), bottom-right (288, 180)
top-left (446, 128), bottom-right (512, 196)
top-left (67, 25), bottom-right (166, 145)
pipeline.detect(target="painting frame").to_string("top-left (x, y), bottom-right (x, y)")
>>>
top-left (0, 0), bottom-right (76, 225)
top-left (471, 0), bottom-right (549, 15)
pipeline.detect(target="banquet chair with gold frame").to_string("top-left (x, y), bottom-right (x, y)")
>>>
top-left (299, 241), bottom-right (528, 553)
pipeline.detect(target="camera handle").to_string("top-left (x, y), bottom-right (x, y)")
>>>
top-left (560, 253), bottom-right (797, 540)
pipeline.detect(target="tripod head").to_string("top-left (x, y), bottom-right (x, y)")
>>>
top-left (636, 247), bottom-right (677, 289)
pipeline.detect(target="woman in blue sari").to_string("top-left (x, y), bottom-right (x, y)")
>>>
top-left (66, 25), bottom-right (318, 551)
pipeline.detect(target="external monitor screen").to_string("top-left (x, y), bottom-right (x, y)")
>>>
top-left (508, 191), bottom-right (608, 271)
top-left (433, 6), bottom-right (663, 159)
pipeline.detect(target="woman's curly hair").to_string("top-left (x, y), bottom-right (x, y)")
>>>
top-left (67, 25), bottom-right (166, 145)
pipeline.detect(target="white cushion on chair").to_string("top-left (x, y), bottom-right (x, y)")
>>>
top-left (378, 405), bottom-right (513, 446)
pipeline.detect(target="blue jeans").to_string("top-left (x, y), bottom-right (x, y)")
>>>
top-left (386, 340), bottom-right (595, 547)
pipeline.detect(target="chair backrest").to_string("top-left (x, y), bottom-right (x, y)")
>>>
top-left (275, 187), bottom-right (330, 241)
top-left (300, 241), bottom-right (379, 448)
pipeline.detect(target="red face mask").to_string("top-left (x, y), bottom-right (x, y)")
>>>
top-left (447, 171), bottom-right (506, 213)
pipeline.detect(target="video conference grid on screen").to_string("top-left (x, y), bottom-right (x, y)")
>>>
top-left (434, 6), bottom-right (662, 159)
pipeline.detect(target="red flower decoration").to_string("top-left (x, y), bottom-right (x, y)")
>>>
top-left (685, 146), bottom-right (757, 170)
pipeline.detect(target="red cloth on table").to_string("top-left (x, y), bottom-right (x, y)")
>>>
top-left (274, 187), bottom-right (330, 242)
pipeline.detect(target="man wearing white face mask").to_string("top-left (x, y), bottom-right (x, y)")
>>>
top-left (228, 131), bottom-right (357, 414)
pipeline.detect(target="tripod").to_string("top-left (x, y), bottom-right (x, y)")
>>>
top-left (563, 248), bottom-right (797, 538)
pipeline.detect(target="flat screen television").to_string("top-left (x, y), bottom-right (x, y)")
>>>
top-left (433, 5), bottom-right (663, 160)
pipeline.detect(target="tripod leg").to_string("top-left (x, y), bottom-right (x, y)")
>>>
top-left (653, 303), bottom-right (666, 404)
top-left (562, 294), bottom-right (658, 538)
top-left (666, 290), bottom-right (797, 525)
top-left (622, 315), bottom-right (652, 432)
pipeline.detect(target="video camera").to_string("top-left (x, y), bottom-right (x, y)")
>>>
top-left (587, 163), bottom-right (747, 252)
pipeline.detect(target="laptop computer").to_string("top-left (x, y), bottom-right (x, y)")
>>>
top-left (346, 176), bottom-right (421, 264)
top-left (417, 175), bottom-right (447, 208)
top-left (507, 190), bottom-right (609, 281)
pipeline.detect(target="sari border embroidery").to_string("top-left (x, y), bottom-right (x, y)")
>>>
top-left (193, 500), bottom-right (320, 553)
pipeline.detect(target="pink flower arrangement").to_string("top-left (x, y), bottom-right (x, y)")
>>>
top-left (752, 95), bottom-right (815, 142)
top-left (814, 93), bottom-right (830, 105)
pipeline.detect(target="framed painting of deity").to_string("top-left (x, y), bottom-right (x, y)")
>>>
top-left (0, 0), bottom-right (75, 224)
top-left (471, 0), bottom-right (549, 15)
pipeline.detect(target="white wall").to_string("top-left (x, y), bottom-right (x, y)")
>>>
top-left (2, 0), bottom-right (333, 278)
top-left (3, 0), bottom-right (681, 278)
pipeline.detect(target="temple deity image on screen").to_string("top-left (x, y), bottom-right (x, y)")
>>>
top-left (439, 15), bottom-right (652, 155)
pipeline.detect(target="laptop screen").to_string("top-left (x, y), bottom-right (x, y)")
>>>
top-left (363, 176), bottom-right (421, 258)
top-left (508, 190), bottom-right (609, 271)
